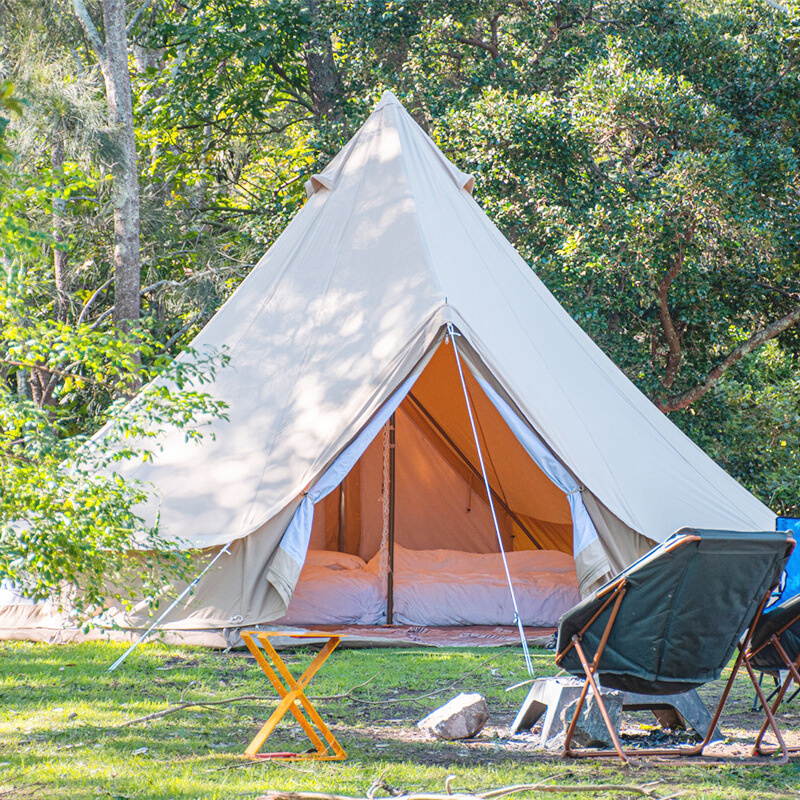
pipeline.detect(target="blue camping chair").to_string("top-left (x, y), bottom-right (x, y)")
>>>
top-left (768, 519), bottom-right (800, 607)
top-left (752, 517), bottom-right (800, 705)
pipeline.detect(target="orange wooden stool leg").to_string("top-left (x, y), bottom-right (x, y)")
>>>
top-left (241, 631), bottom-right (347, 761)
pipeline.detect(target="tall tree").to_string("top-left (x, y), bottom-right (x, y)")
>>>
top-left (0, 69), bottom-right (230, 619)
top-left (304, 0), bottom-right (344, 122)
top-left (70, 0), bottom-right (140, 325)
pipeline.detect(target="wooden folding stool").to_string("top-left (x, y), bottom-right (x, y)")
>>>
top-left (241, 630), bottom-right (347, 761)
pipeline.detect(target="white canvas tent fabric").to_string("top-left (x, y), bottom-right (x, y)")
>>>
top-left (0, 91), bottom-right (776, 640)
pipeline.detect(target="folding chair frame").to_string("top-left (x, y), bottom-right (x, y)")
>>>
top-left (749, 671), bottom-right (799, 712)
top-left (556, 535), bottom-right (791, 763)
top-left (241, 630), bottom-right (347, 761)
top-left (746, 610), bottom-right (800, 759)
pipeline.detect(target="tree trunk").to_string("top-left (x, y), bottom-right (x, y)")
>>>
top-left (16, 368), bottom-right (32, 401)
top-left (51, 133), bottom-right (69, 322)
top-left (304, 0), bottom-right (344, 122)
top-left (29, 366), bottom-right (56, 408)
top-left (100, 0), bottom-right (141, 326)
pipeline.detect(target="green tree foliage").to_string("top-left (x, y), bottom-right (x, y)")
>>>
top-left (1, 0), bottom-right (799, 598)
top-left (0, 348), bottom-right (227, 617)
top-left (0, 51), bottom-right (227, 618)
top-left (423, 2), bottom-right (800, 511)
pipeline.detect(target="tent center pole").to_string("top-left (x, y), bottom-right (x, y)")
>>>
top-left (387, 413), bottom-right (396, 625)
top-left (337, 485), bottom-right (346, 553)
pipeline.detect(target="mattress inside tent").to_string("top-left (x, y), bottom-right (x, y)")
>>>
top-left (270, 345), bottom-right (582, 630)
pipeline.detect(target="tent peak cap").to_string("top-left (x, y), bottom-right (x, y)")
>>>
top-left (306, 90), bottom-right (475, 196)
top-left (375, 90), bottom-right (402, 110)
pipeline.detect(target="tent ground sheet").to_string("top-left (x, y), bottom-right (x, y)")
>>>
top-left (232, 624), bottom-right (556, 649)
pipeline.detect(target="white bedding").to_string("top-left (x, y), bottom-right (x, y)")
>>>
top-left (368, 545), bottom-right (580, 627)
top-left (273, 551), bottom-right (385, 626)
top-left (370, 545), bottom-right (577, 576)
top-left (276, 546), bottom-right (581, 628)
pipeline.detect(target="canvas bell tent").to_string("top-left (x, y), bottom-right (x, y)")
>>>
top-left (0, 92), bottom-right (776, 644)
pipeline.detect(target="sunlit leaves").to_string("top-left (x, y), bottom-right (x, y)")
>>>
top-left (426, 4), bottom-right (799, 511)
top-left (0, 80), bottom-right (24, 162)
top-left (0, 346), bottom-right (229, 620)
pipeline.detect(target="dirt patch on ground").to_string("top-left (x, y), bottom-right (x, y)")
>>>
top-left (324, 682), bottom-right (800, 766)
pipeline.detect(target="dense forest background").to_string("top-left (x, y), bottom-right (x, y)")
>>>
top-left (1, 0), bottom-right (799, 542)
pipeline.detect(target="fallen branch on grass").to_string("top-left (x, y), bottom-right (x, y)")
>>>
top-left (257, 773), bottom-right (681, 800)
top-left (0, 785), bottom-right (50, 800)
top-left (120, 694), bottom-right (274, 726)
top-left (257, 774), bottom-right (687, 800)
top-left (120, 672), bottom-right (383, 727)
top-left (258, 781), bottom-right (677, 799)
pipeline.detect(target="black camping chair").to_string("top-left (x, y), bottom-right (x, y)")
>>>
top-left (749, 525), bottom-right (800, 713)
top-left (555, 528), bottom-right (794, 762)
top-left (746, 593), bottom-right (800, 757)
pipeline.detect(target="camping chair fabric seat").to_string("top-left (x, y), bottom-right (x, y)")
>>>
top-left (556, 529), bottom-right (792, 696)
top-left (750, 595), bottom-right (800, 672)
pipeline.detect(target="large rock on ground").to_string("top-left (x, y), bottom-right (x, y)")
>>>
top-left (544, 689), bottom-right (624, 750)
top-left (417, 693), bottom-right (490, 740)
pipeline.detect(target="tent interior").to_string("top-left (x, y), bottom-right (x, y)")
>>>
top-left (275, 342), bottom-right (585, 629)
top-left (313, 343), bottom-right (573, 556)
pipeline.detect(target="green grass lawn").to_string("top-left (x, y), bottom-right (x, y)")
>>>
top-left (1, 640), bottom-right (799, 800)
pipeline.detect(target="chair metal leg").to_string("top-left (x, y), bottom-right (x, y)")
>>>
top-left (743, 656), bottom-right (789, 763)
top-left (677, 592), bottom-right (776, 759)
top-left (785, 684), bottom-right (800, 705)
top-left (751, 671), bottom-right (781, 712)
top-left (751, 636), bottom-right (800, 760)
top-left (562, 636), bottom-right (627, 762)
top-left (561, 591), bottom-right (776, 761)
top-left (674, 644), bottom-right (746, 758)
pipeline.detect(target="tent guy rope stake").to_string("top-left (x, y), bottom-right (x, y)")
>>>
top-left (446, 323), bottom-right (534, 676)
top-left (107, 543), bottom-right (231, 673)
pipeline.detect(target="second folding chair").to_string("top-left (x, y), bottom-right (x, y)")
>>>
top-left (746, 592), bottom-right (800, 758)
